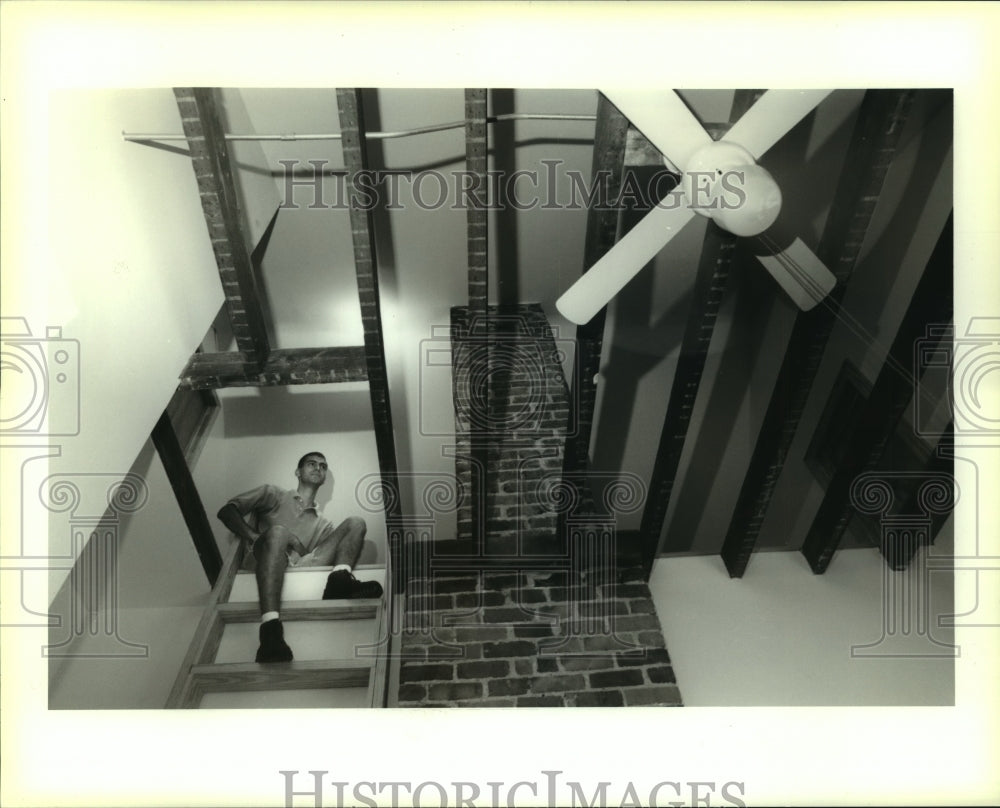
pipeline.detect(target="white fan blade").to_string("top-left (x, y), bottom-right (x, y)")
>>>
top-left (556, 203), bottom-right (697, 324)
top-left (723, 90), bottom-right (833, 160)
top-left (602, 90), bottom-right (712, 172)
top-left (755, 237), bottom-right (837, 311)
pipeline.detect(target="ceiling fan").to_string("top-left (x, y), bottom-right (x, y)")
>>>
top-left (555, 89), bottom-right (838, 325)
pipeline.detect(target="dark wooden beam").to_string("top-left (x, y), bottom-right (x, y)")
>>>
top-left (174, 88), bottom-right (271, 361)
top-left (177, 347), bottom-right (368, 390)
top-left (801, 214), bottom-right (953, 573)
top-left (464, 88), bottom-right (490, 551)
top-left (637, 91), bottom-right (763, 577)
top-left (335, 89), bottom-right (403, 592)
top-left (561, 93), bottom-right (630, 479)
top-left (720, 90), bottom-right (916, 578)
top-left (151, 410), bottom-right (223, 585)
top-left (885, 424), bottom-right (954, 569)
top-left (625, 123), bottom-right (729, 167)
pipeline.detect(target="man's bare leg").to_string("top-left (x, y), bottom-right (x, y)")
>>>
top-left (311, 516), bottom-right (367, 568)
top-left (253, 524), bottom-right (299, 614)
top-left (252, 525), bottom-right (299, 662)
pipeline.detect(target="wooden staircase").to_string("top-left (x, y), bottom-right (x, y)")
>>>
top-left (166, 542), bottom-right (394, 708)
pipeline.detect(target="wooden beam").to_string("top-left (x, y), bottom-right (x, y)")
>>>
top-left (174, 88), bottom-right (271, 361)
top-left (464, 88), bottom-right (490, 551)
top-left (177, 346), bottom-right (368, 390)
top-left (336, 89), bottom-right (403, 592)
top-left (801, 214), bottom-right (953, 573)
top-left (624, 123), bottom-right (729, 167)
top-left (637, 91), bottom-right (763, 576)
top-left (561, 93), bottom-right (630, 479)
top-left (720, 90), bottom-right (916, 578)
top-left (185, 658), bottom-right (372, 703)
top-left (216, 600), bottom-right (379, 622)
top-left (151, 410), bottom-right (224, 584)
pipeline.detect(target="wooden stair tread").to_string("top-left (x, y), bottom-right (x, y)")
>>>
top-left (217, 600), bottom-right (380, 621)
top-left (189, 658), bottom-right (372, 692)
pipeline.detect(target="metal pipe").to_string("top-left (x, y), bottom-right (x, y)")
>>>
top-left (122, 113), bottom-right (597, 144)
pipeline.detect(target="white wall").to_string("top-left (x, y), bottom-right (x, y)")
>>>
top-left (2, 88), bottom-right (224, 608)
top-left (202, 385), bottom-right (387, 565)
top-left (47, 438), bottom-right (219, 709)
top-left (649, 524), bottom-right (955, 706)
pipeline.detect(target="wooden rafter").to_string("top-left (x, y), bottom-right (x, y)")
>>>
top-left (720, 90), bottom-right (916, 578)
top-left (151, 410), bottom-right (223, 585)
top-left (636, 91), bottom-right (763, 575)
top-left (464, 88), bottom-right (490, 550)
top-left (335, 88), bottom-right (402, 591)
top-left (178, 347), bottom-right (369, 390)
top-left (561, 94), bottom-right (630, 480)
top-left (801, 214), bottom-right (953, 573)
top-left (174, 88), bottom-right (271, 361)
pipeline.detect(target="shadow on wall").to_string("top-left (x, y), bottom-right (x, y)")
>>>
top-left (222, 386), bottom-right (376, 438)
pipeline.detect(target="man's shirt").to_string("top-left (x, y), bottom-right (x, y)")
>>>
top-left (227, 484), bottom-right (334, 553)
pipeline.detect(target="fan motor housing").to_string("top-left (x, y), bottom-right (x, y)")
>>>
top-left (676, 141), bottom-right (782, 237)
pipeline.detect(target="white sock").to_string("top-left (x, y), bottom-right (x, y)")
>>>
top-left (261, 611), bottom-right (280, 624)
top-left (332, 564), bottom-right (351, 573)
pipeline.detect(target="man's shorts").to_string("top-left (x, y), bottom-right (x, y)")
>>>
top-left (238, 539), bottom-right (325, 572)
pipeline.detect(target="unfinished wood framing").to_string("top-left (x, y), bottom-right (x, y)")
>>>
top-left (178, 347), bottom-right (369, 390)
top-left (720, 90), bottom-right (915, 578)
top-left (336, 88), bottom-right (403, 591)
top-left (174, 88), bottom-right (271, 361)
top-left (801, 214), bottom-right (953, 573)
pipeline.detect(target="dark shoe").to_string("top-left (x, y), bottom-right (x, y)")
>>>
top-left (255, 619), bottom-right (293, 663)
top-left (323, 569), bottom-right (384, 600)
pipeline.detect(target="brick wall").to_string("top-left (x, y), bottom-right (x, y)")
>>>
top-left (397, 566), bottom-right (681, 707)
top-left (396, 303), bottom-right (682, 707)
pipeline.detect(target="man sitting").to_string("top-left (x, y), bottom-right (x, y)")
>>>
top-left (217, 451), bottom-right (383, 663)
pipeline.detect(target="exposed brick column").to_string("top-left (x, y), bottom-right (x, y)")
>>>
top-left (451, 304), bottom-right (569, 547)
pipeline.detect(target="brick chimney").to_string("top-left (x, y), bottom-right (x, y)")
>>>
top-left (396, 304), bottom-right (682, 707)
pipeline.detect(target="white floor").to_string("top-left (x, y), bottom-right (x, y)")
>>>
top-left (649, 545), bottom-right (956, 706)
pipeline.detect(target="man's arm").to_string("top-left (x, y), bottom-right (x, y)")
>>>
top-left (217, 502), bottom-right (261, 546)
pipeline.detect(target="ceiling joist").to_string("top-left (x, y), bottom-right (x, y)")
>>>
top-left (174, 88), bottom-right (271, 362)
top-left (463, 88), bottom-right (490, 550)
top-left (561, 94), bottom-right (630, 482)
top-left (177, 347), bottom-right (369, 390)
top-left (801, 214), bottom-right (953, 573)
top-left (637, 93), bottom-right (765, 575)
top-left (719, 90), bottom-right (916, 578)
top-left (335, 88), bottom-right (403, 591)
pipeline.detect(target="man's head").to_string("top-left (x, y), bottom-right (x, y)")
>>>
top-left (295, 452), bottom-right (329, 487)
